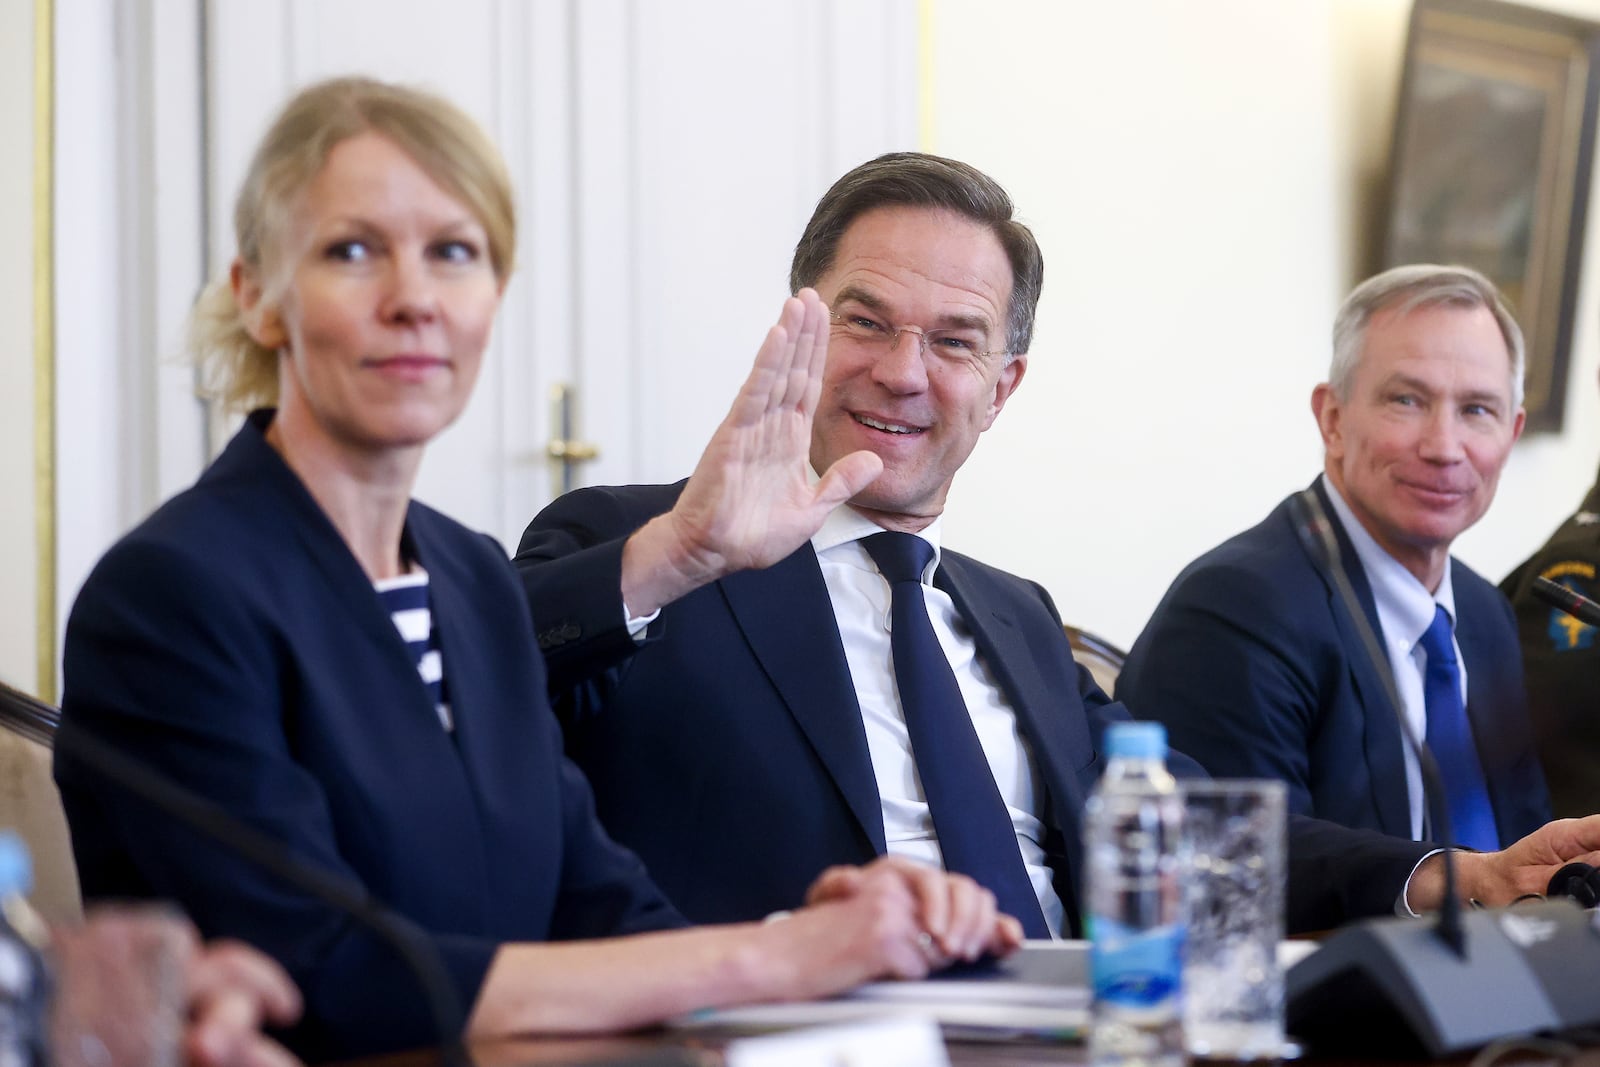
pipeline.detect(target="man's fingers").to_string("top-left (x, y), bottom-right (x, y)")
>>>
top-left (851, 856), bottom-right (956, 945)
top-left (1556, 815), bottom-right (1600, 858)
top-left (731, 293), bottom-right (822, 421)
top-left (991, 915), bottom-right (1026, 954)
top-left (188, 941), bottom-right (302, 1026)
top-left (770, 296), bottom-right (811, 410)
top-left (735, 320), bottom-right (793, 420)
top-left (806, 864), bottom-right (866, 905)
top-left (903, 867), bottom-right (951, 944)
top-left (784, 287), bottom-right (832, 412)
top-left (939, 877), bottom-right (998, 960)
top-left (186, 1006), bottom-right (303, 1067)
top-left (182, 943), bottom-right (303, 1067)
top-left (185, 989), bottom-right (259, 1066)
top-left (792, 289), bottom-right (830, 413)
top-left (801, 289), bottom-right (831, 399)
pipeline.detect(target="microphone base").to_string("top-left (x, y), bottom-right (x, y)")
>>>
top-left (1287, 900), bottom-right (1600, 1057)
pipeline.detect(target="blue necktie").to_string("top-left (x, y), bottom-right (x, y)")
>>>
top-left (861, 531), bottom-right (1051, 938)
top-left (1418, 605), bottom-right (1500, 851)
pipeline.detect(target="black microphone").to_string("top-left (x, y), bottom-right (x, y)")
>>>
top-left (1531, 576), bottom-right (1600, 628)
top-left (1287, 489), bottom-right (1466, 955)
top-left (8, 683), bottom-right (469, 1067)
top-left (1547, 862), bottom-right (1600, 908)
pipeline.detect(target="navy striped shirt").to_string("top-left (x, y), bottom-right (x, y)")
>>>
top-left (375, 570), bottom-right (452, 731)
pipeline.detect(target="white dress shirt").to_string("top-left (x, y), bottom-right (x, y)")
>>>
top-left (1322, 477), bottom-right (1465, 841)
top-left (811, 505), bottom-right (1066, 936)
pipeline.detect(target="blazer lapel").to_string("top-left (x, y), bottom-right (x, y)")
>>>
top-left (1452, 572), bottom-right (1514, 836)
top-left (721, 548), bottom-right (887, 853)
top-left (1304, 482), bottom-right (1412, 838)
top-left (934, 557), bottom-right (1090, 887)
top-left (383, 512), bottom-right (503, 924)
top-left (219, 416), bottom-right (439, 702)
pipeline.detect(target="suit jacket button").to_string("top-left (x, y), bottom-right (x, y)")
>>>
top-left (536, 622), bottom-right (582, 650)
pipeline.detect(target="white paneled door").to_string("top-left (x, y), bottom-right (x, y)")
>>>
top-left (196, 0), bottom-right (919, 548)
top-left (53, 0), bottom-right (917, 657)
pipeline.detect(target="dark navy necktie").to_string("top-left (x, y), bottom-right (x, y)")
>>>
top-left (861, 531), bottom-right (1051, 938)
top-left (1418, 605), bottom-right (1500, 851)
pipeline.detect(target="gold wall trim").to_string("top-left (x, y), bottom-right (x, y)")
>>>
top-left (33, 0), bottom-right (55, 702)
top-left (917, 0), bottom-right (935, 151)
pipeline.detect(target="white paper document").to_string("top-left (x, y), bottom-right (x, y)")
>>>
top-left (676, 941), bottom-right (1089, 1041)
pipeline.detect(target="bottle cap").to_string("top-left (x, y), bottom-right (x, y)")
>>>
top-left (1105, 721), bottom-right (1167, 761)
top-left (0, 833), bottom-right (33, 896)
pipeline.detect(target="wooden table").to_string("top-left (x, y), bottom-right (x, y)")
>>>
top-left (345, 1030), bottom-right (1600, 1067)
top-left (355, 1033), bottom-right (1074, 1067)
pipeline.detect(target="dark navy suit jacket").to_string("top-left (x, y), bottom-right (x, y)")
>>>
top-left (515, 482), bottom-right (1431, 937)
top-left (1119, 481), bottom-right (1549, 845)
top-left (56, 413), bottom-right (681, 1061)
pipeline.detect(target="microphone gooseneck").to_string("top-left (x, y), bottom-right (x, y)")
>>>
top-left (1287, 490), bottom-right (1467, 958)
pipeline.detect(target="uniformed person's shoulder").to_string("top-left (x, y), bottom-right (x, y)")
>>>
top-left (1502, 488), bottom-right (1600, 655)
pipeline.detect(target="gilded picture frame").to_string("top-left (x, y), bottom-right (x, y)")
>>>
top-left (1385, 0), bottom-right (1600, 433)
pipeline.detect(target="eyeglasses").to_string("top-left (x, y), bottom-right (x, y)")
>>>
top-left (828, 310), bottom-right (1008, 367)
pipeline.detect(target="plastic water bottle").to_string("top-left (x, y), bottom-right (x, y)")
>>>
top-left (0, 834), bottom-right (50, 1067)
top-left (1085, 722), bottom-right (1186, 1067)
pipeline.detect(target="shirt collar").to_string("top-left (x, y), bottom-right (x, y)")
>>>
top-left (1320, 474), bottom-right (1456, 645)
top-left (809, 468), bottom-right (944, 579)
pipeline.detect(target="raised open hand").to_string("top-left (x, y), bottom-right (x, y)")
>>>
top-left (621, 289), bottom-right (882, 615)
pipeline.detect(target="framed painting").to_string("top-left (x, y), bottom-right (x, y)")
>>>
top-left (1385, 0), bottom-right (1600, 433)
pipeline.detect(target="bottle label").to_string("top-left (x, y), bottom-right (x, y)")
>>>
top-left (0, 942), bottom-right (26, 996)
top-left (1090, 919), bottom-right (1184, 1008)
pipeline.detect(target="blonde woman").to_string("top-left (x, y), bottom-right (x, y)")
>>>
top-left (56, 77), bottom-right (1017, 1061)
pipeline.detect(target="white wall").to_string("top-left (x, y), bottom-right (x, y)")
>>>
top-left (0, 0), bottom-right (39, 694)
top-left (929, 0), bottom-right (1600, 649)
top-left (39, 1), bottom-right (916, 703)
top-left (21, 0), bottom-right (1600, 674)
